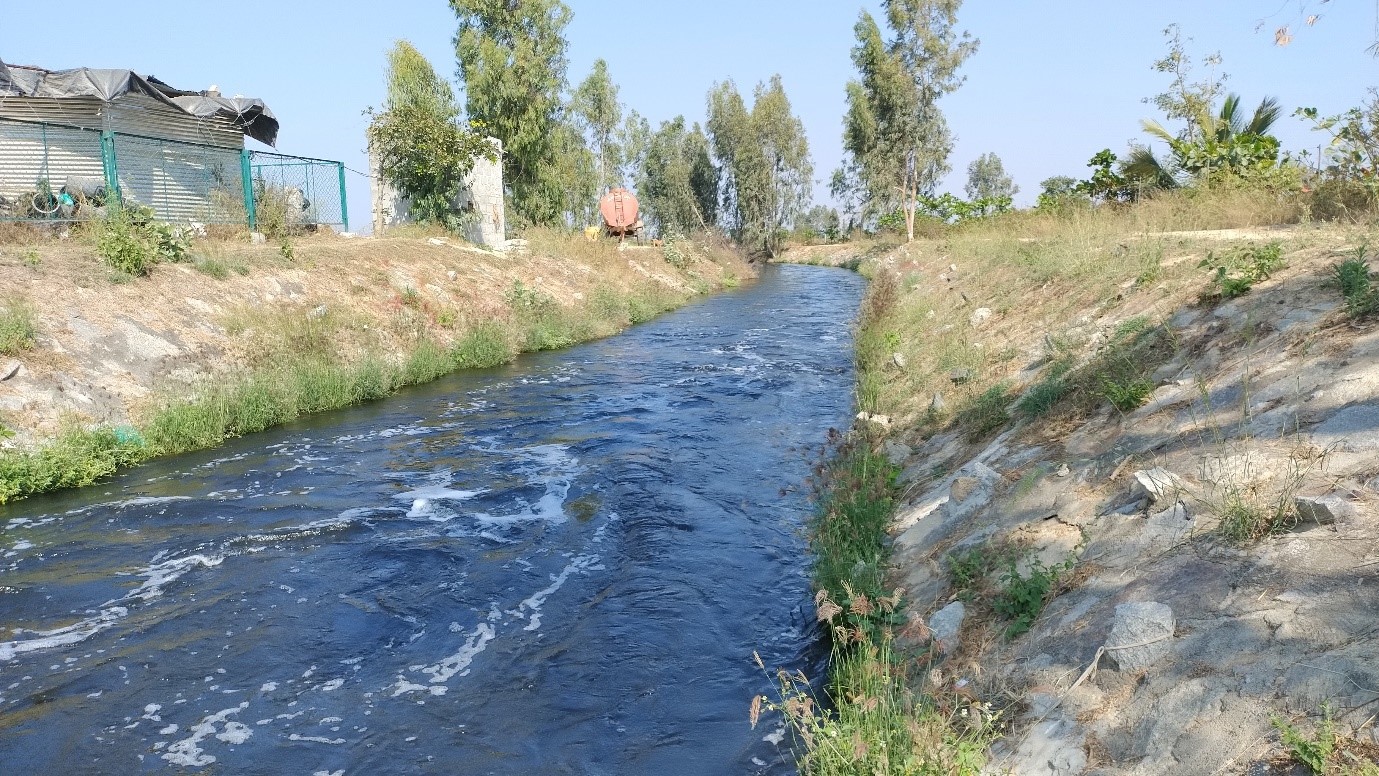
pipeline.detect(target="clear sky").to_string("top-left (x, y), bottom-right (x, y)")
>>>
top-left (3, 1), bottom-right (1377, 228)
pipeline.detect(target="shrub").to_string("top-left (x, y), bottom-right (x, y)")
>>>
top-left (1199, 241), bottom-right (1285, 299)
top-left (1332, 250), bottom-right (1379, 318)
top-left (992, 555), bottom-right (1074, 639)
top-left (452, 323), bottom-right (514, 369)
top-left (1102, 377), bottom-right (1154, 411)
top-left (97, 204), bottom-right (191, 276)
top-left (957, 382), bottom-right (1013, 441)
top-left (0, 296), bottom-right (36, 355)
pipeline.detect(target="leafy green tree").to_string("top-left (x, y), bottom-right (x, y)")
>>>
top-left (1126, 93), bottom-right (1284, 188)
top-left (451, 0), bottom-right (572, 226)
top-left (1144, 24), bottom-right (1228, 144)
top-left (706, 76), bottom-right (813, 257)
top-left (367, 41), bottom-right (496, 231)
top-left (571, 59), bottom-right (623, 194)
top-left (837, 1), bottom-right (978, 242)
top-left (639, 116), bottom-right (717, 234)
top-left (550, 119), bottom-right (598, 226)
top-left (964, 152), bottom-right (1018, 211)
top-left (1035, 175), bottom-right (1088, 210)
top-left (618, 110), bottom-right (652, 191)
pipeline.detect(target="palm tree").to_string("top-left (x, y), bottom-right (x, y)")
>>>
top-left (1122, 94), bottom-right (1283, 191)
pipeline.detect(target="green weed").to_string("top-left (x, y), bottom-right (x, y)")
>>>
top-left (0, 297), bottom-right (36, 355)
top-left (1199, 241), bottom-right (1286, 299)
top-left (96, 204), bottom-right (191, 276)
top-left (1332, 252), bottom-right (1379, 318)
top-left (1273, 713), bottom-right (1336, 775)
top-left (992, 555), bottom-right (1074, 639)
top-left (956, 382), bottom-right (1013, 441)
top-left (1101, 377), bottom-right (1154, 412)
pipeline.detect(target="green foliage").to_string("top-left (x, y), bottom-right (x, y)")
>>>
top-left (1298, 89), bottom-right (1379, 210)
top-left (640, 116), bottom-right (718, 234)
top-left (570, 58), bottom-right (623, 195)
top-left (1199, 241), bottom-right (1285, 299)
top-left (661, 234), bottom-right (690, 269)
top-left (1035, 175), bottom-right (1089, 211)
top-left (1101, 377), bottom-right (1154, 411)
top-left (0, 426), bottom-right (145, 504)
top-left (992, 555), bottom-right (1073, 639)
top-left (1332, 249), bottom-right (1379, 317)
top-left (452, 0), bottom-right (572, 226)
top-left (945, 542), bottom-right (1020, 599)
top-left (368, 42), bottom-right (497, 232)
top-left (1272, 714), bottom-right (1337, 775)
top-left (837, 2), bottom-right (978, 241)
top-left (96, 204), bottom-right (191, 276)
top-left (707, 76), bottom-right (813, 257)
top-left (451, 322), bottom-right (514, 368)
top-left (956, 382), bottom-right (1012, 441)
top-left (0, 296), bottom-right (36, 355)
top-left (808, 433), bottom-right (902, 635)
top-left (1078, 149), bottom-right (1135, 203)
top-left (1017, 370), bottom-right (1072, 418)
top-left (964, 152), bottom-right (1018, 203)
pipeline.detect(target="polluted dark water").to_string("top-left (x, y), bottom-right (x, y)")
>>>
top-left (0, 264), bottom-right (865, 774)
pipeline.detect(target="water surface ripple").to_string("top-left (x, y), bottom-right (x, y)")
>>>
top-left (0, 264), bottom-right (864, 774)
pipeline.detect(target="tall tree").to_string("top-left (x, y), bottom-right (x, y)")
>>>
top-left (838, 1), bottom-right (978, 241)
top-left (639, 116), bottom-right (718, 235)
top-left (571, 59), bottom-right (623, 194)
top-left (706, 76), bottom-right (813, 257)
top-left (368, 41), bottom-right (494, 231)
top-left (964, 152), bottom-right (1018, 202)
top-left (451, 0), bottom-right (572, 226)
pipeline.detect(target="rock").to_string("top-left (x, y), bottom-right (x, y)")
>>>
top-left (882, 440), bottom-right (912, 467)
top-left (1131, 468), bottom-right (1182, 503)
top-left (250, 231), bottom-right (266, 245)
top-left (1294, 493), bottom-right (1355, 525)
top-left (427, 237), bottom-right (448, 246)
top-left (928, 601), bottom-right (966, 654)
top-left (969, 307), bottom-right (993, 327)
top-left (337, 231), bottom-right (357, 239)
top-left (1312, 404), bottom-right (1379, 451)
top-left (891, 351), bottom-right (907, 369)
top-left (307, 304), bottom-right (328, 320)
top-left (1103, 602), bottom-right (1175, 672)
top-left (447, 270), bottom-right (458, 281)
top-left (951, 476), bottom-right (980, 504)
top-left (0, 360), bottom-right (20, 381)
top-left (948, 263), bottom-right (958, 272)
top-left (1055, 463), bottom-right (1071, 478)
top-left (930, 392), bottom-right (946, 413)
top-left (949, 367), bottom-right (976, 384)
top-left (855, 412), bottom-right (891, 428)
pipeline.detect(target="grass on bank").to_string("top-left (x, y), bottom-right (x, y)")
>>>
top-left (0, 269), bottom-right (717, 504)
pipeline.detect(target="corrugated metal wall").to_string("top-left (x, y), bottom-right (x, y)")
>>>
top-left (0, 120), bottom-right (104, 199)
top-left (114, 134), bottom-right (244, 222)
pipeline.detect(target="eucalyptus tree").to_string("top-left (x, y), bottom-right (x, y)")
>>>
top-left (964, 152), bottom-right (1018, 202)
top-left (639, 116), bottom-right (718, 234)
top-left (571, 59), bottom-right (623, 194)
top-left (706, 76), bottom-right (812, 257)
top-left (838, 0), bottom-right (977, 241)
top-left (451, 0), bottom-right (572, 226)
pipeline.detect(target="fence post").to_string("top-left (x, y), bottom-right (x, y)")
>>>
top-left (337, 162), bottom-right (349, 232)
top-left (240, 149), bottom-right (256, 231)
top-left (100, 131), bottom-right (120, 204)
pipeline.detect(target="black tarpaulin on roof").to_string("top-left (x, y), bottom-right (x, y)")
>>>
top-left (0, 59), bottom-right (278, 146)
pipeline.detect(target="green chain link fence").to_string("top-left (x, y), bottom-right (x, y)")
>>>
top-left (0, 116), bottom-right (347, 230)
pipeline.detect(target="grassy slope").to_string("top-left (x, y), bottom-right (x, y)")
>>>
top-left (0, 227), bottom-right (750, 503)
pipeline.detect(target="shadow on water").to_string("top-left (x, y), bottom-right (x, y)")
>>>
top-left (0, 264), bottom-right (863, 775)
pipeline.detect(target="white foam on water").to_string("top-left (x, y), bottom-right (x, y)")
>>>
top-left (0, 553), bottom-right (224, 660)
top-left (513, 554), bottom-right (600, 632)
top-left (289, 734), bottom-right (346, 744)
top-left (10, 539), bottom-right (34, 551)
top-left (395, 485), bottom-right (485, 503)
top-left (318, 678), bottom-right (344, 692)
top-left (162, 702), bottom-right (249, 767)
top-left (259, 681), bottom-right (277, 692)
top-left (471, 444), bottom-right (581, 527)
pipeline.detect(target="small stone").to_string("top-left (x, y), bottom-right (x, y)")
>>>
top-left (250, 232), bottom-right (266, 245)
top-left (1131, 468), bottom-right (1182, 503)
top-left (930, 392), bottom-right (947, 413)
top-left (948, 263), bottom-right (958, 272)
top-left (1103, 601), bottom-right (1175, 672)
top-left (447, 270), bottom-right (458, 281)
top-left (307, 305), bottom-right (328, 319)
top-left (0, 360), bottom-right (19, 381)
top-left (891, 352), bottom-right (907, 369)
top-left (949, 367), bottom-right (976, 384)
top-left (337, 231), bottom-right (357, 239)
top-left (951, 476), bottom-right (980, 504)
top-left (427, 237), bottom-right (448, 246)
top-left (882, 440), bottom-right (913, 467)
top-left (969, 307), bottom-right (993, 327)
top-left (1055, 463), bottom-right (1071, 478)
top-left (1294, 494), bottom-right (1355, 525)
top-left (928, 601), bottom-right (966, 654)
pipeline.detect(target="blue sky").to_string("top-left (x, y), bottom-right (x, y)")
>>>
top-left (3, 1), bottom-right (1376, 228)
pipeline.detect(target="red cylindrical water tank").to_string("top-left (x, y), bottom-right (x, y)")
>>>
top-left (599, 188), bottom-right (640, 230)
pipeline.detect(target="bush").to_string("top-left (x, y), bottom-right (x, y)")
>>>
top-left (992, 555), bottom-right (1074, 639)
top-left (96, 204), bottom-right (191, 276)
top-left (1199, 241), bottom-right (1285, 299)
top-left (1332, 250), bottom-right (1379, 318)
top-left (0, 296), bottom-right (36, 355)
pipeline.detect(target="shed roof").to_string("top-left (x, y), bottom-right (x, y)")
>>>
top-left (0, 59), bottom-right (278, 146)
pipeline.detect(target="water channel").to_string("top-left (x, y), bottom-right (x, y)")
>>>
top-left (0, 264), bottom-right (865, 774)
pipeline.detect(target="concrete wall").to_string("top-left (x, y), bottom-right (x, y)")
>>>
top-left (370, 137), bottom-right (504, 247)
